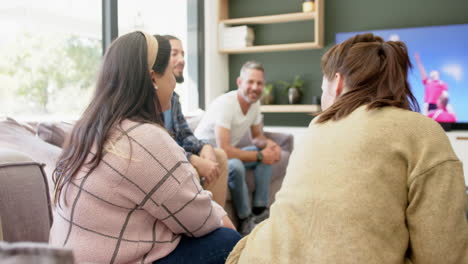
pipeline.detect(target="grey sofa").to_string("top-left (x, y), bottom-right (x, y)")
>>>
top-left (0, 241), bottom-right (74, 264)
top-left (0, 116), bottom-right (293, 229)
top-left (0, 121), bottom-right (75, 262)
top-left (0, 149), bottom-right (52, 243)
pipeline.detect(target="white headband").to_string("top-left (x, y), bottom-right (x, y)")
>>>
top-left (138, 31), bottom-right (159, 71)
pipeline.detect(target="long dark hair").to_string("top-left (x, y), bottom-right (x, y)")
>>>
top-left (317, 33), bottom-right (420, 123)
top-left (53, 32), bottom-right (171, 204)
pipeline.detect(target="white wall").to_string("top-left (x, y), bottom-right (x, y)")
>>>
top-left (203, 0), bottom-right (229, 107)
top-left (264, 126), bottom-right (308, 151)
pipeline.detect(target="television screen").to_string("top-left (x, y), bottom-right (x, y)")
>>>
top-left (336, 24), bottom-right (468, 129)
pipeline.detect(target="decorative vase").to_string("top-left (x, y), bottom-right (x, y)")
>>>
top-left (302, 0), bottom-right (315, 13)
top-left (288, 87), bottom-right (301, 104)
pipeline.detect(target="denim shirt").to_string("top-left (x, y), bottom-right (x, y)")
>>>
top-left (163, 92), bottom-right (208, 160)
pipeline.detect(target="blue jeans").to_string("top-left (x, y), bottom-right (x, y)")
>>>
top-left (154, 227), bottom-right (241, 264)
top-left (228, 146), bottom-right (273, 219)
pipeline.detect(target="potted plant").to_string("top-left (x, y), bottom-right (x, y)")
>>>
top-left (277, 75), bottom-right (305, 104)
top-left (261, 83), bottom-right (275, 105)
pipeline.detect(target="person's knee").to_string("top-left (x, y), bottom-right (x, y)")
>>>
top-left (214, 148), bottom-right (228, 178)
top-left (214, 227), bottom-right (241, 248)
top-left (214, 148), bottom-right (228, 163)
top-left (229, 159), bottom-right (245, 177)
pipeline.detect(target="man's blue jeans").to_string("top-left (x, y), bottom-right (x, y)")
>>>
top-left (154, 227), bottom-right (241, 264)
top-left (228, 146), bottom-right (273, 219)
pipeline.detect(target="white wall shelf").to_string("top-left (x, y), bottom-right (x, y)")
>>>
top-left (218, 0), bottom-right (324, 54)
top-left (260, 104), bottom-right (320, 113)
top-left (219, 42), bottom-right (321, 54)
top-left (220, 12), bottom-right (315, 25)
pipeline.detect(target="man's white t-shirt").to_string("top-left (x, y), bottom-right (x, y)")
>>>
top-left (195, 90), bottom-right (262, 147)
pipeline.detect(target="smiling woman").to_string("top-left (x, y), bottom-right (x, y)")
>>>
top-left (0, 0), bottom-right (102, 121)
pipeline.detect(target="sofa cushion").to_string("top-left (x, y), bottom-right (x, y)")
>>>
top-left (0, 241), bottom-right (74, 264)
top-left (0, 118), bottom-right (61, 194)
top-left (37, 122), bottom-right (73, 148)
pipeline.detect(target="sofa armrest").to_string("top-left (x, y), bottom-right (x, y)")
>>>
top-left (0, 149), bottom-right (53, 243)
top-left (0, 216), bottom-right (3, 241)
top-left (264, 131), bottom-right (294, 153)
top-left (0, 241), bottom-right (75, 264)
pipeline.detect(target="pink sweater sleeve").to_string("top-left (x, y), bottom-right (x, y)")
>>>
top-left (120, 123), bottom-right (226, 237)
top-left (155, 174), bottom-right (227, 237)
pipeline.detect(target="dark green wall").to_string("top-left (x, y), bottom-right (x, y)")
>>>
top-left (227, 0), bottom-right (468, 126)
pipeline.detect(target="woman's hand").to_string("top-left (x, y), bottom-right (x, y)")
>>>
top-left (222, 215), bottom-right (237, 231)
top-left (191, 155), bottom-right (220, 185)
top-left (200, 144), bottom-right (217, 163)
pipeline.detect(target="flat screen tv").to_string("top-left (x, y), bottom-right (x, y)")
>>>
top-left (336, 24), bottom-right (468, 130)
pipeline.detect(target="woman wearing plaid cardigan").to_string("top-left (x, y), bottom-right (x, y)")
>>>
top-left (49, 31), bottom-right (240, 264)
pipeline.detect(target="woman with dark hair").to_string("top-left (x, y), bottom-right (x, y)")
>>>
top-left (49, 31), bottom-right (239, 264)
top-left (227, 33), bottom-right (468, 264)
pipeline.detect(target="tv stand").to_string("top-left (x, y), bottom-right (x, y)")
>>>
top-left (440, 122), bottom-right (452, 131)
top-left (446, 130), bottom-right (468, 184)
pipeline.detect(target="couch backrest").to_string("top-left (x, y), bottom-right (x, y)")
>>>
top-left (37, 122), bottom-right (74, 148)
top-left (0, 118), bottom-right (61, 199)
top-left (0, 149), bottom-right (53, 243)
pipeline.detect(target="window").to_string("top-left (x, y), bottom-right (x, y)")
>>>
top-left (118, 0), bottom-right (200, 113)
top-left (0, 0), bottom-right (102, 121)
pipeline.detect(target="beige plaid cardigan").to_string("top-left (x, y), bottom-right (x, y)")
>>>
top-left (50, 120), bottom-right (226, 264)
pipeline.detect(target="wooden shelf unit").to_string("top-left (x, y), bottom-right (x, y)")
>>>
top-left (218, 0), bottom-right (324, 54)
top-left (220, 42), bottom-right (321, 54)
top-left (260, 104), bottom-right (321, 113)
top-left (221, 12), bottom-right (315, 25)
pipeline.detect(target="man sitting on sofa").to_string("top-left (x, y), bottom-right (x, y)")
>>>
top-left (161, 35), bottom-right (229, 207)
top-left (195, 61), bottom-right (282, 236)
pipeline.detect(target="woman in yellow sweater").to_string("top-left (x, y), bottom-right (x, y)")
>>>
top-left (227, 33), bottom-right (468, 264)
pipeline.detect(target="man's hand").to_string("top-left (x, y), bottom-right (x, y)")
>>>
top-left (271, 145), bottom-right (281, 162)
top-left (200, 144), bottom-right (217, 163)
top-left (261, 147), bottom-right (279, 165)
top-left (252, 138), bottom-right (267, 150)
top-left (266, 139), bottom-right (281, 162)
top-left (191, 155), bottom-right (220, 185)
top-left (265, 139), bottom-right (279, 149)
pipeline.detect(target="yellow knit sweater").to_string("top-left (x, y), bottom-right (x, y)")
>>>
top-left (227, 106), bottom-right (468, 264)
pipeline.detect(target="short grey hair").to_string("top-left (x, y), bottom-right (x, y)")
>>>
top-left (240, 61), bottom-right (265, 79)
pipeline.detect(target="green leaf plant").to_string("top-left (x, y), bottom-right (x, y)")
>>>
top-left (276, 75), bottom-right (305, 95)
